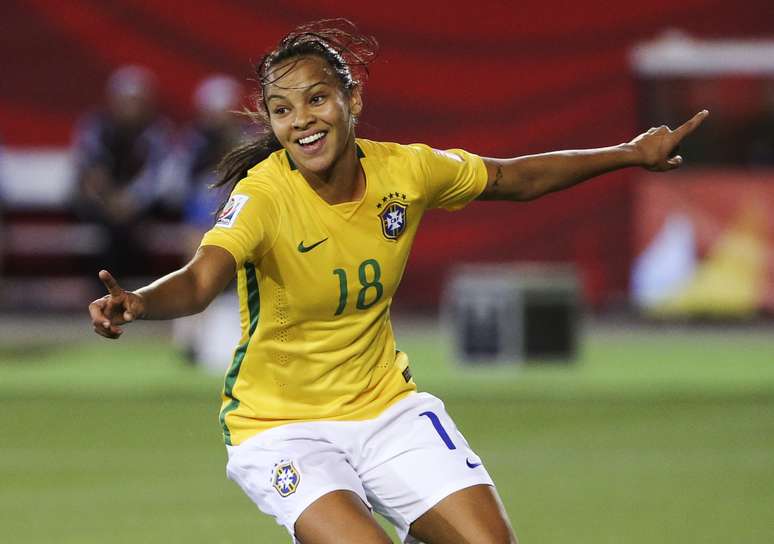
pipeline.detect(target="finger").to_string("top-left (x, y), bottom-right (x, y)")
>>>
top-left (123, 293), bottom-right (145, 323)
top-left (668, 144), bottom-right (680, 158)
top-left (93, 313), bottom-right (114, 332)
top-left (89, 298), bottom-right (111, 328)
top-left (94, 325), bottom-right (112, 338)
top-left (672, 109), bottom-right (709, 140)
top-left (91, 295), bottom-right (125, 328)
top-left (93, 325), bottom-right (121, 339)
top-left (98, 269), bottom-right (124, 297)
top-left (89, 301), bottom-right (125, 331)
top-left (101, 321), bottom-right (123, 337)
top-left (667, 155), bottom-right (683, 168)
top-left (118, 294), bottom-right (139, 323)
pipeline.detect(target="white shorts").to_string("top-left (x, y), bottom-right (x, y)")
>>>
top-left (225, 392), bottom-right (494, 543)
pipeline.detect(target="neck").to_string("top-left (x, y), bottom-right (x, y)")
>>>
top-left (298, 136), bottom-right (364, 205)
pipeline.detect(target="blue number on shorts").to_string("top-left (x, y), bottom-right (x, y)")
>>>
top-left (419, 411), bottom-right (456, 450)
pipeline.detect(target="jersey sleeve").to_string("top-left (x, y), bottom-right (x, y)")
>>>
top-left (410, 144), bottom-right (488, 211)
top-left (199, 180), bottom-right (280, 268)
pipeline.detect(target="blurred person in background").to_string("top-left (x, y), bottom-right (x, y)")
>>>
top-left (163, 74), bottom-right (247, 256)
top-left (88, 19), bottom-right (708, 544)
top-left (163, 74), bottom-right (247, 369)
top-left (71, 65), bottom-right (172, 285)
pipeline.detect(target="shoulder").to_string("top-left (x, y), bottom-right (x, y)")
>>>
top-left (237, 149), bottom-right (287, 193)
top-left (244, 148), bottom-right (291, 181)
top-left (232, 172), bottom-right (278, 202)
top-left (360, 139), bottom-right (472, 166)
top-left (357, 138), bottom-right (429, 160)
top-left (72, 110), bottom-right (109, 141)
top-left (215, 174), bottom-right (281, 232)
top-left (357, 139), bottom-right (434, 178)
top-left (229, 152), bottom-right (287, 214)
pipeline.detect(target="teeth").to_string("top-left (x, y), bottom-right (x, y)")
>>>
top-left (298, 132), bottom-right (325, 145)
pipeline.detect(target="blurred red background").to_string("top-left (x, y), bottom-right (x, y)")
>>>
top-left (2, 0), bottom-right (772, 309)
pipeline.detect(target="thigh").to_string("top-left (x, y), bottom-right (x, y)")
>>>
top-left (294, 489), bottom-right (392, 544)
top-left (408, 484), bottom-right (518, 544)
top-left (357, 393), bottom-right (496, 542)
top-left (226, 426), bottom-right (375, 542)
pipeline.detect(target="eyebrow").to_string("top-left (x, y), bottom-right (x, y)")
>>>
top-left (265, 80), bottom-right (329, 102)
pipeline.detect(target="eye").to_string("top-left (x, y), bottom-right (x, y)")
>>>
top-left (310, 94), bottom-right (326, 105)
top-left (272, 106), bottom-right (289, 116)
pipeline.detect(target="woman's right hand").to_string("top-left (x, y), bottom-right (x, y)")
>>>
top-left (88, 270), bottom-right (146, 339)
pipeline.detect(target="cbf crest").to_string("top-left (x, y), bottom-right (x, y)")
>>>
top-left (376, 192), bottom-right (409, 241)
top-left (272, 460), bottom-right (300, 497)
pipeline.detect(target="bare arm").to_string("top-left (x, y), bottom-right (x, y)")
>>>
top-left (88, 244), bottom-right (236, 339)
top-left (478, 110), bottom-right (709, 201)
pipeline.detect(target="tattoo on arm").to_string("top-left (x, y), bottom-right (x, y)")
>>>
top-left (478, 161), bottom-right (507, 201)
top-left (490, 165), bottom-right (503, 193)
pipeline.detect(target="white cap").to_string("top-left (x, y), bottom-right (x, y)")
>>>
top-left (194, 74), bottom-right (243, 113)
top-left (106, 65), bottom-right (156, 98)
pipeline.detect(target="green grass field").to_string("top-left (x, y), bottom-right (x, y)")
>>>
top-left (1, 320), bottom-right (773, 543)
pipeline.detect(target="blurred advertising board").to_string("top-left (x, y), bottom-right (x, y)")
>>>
top-left (631, 170), bottom-right (774, 317)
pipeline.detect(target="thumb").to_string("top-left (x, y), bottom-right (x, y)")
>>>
top-left (99, 269), bottom-right (124, 297)
top-left (123, 292), bottom-right (146, 322)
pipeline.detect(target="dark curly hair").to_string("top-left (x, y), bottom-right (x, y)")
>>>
top-left (212, 19), bottom-right (378, 212)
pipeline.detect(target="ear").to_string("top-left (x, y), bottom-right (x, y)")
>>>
top-left (349, 85), bottom-right (363, 117)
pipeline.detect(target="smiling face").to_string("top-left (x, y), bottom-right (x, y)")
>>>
top-left (264, 55), bottom-right (362, 180)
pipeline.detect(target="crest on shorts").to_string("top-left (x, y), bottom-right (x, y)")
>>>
top-left (376, 192), bottom-right (409, 241)
top-left (272, 460), bottom-right (300, 497)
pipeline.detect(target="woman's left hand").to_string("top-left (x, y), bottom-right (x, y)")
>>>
top-left (629, 109), bottom-right (709, 172)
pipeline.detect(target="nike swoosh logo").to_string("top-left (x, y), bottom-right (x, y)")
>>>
top-left (466, 458), bottom-right (482, 469)
top-left (297, 238), bottom-right (328, 253)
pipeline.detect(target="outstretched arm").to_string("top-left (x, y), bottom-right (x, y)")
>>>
top-left (477, 110), bottom-right (709, 201)
top-left (88, 244), bottom-right (235, 339)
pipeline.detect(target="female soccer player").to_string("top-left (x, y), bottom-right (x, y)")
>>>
top-left (89, 20), bottom-right (707, 544)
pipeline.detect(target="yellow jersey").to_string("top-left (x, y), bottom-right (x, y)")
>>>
top-left (200, 138), bottom-right (487, 445)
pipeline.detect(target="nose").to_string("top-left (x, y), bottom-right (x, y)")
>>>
top-left (292, 105), bottom-right (315, 131)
